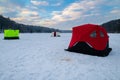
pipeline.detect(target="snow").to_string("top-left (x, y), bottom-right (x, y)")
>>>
top-left (0, 33), bottom-right (120, 80)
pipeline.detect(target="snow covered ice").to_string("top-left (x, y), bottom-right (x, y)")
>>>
top-left (0, 33), bottom-right (120, 80)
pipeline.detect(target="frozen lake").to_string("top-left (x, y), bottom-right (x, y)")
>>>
top-left (0, 33), bottom-right (120, 80)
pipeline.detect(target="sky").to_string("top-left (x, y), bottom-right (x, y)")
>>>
top-left (0, 0), bottom-right (120, 30)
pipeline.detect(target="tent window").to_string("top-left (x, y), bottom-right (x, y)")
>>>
top-left (100, 31), bottom-right (104, 37)
top-left (90, 31), bottom-right (96, 38)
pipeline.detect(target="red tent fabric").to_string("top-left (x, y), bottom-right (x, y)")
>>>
top-left (68, 24), bottom-right (109, 50)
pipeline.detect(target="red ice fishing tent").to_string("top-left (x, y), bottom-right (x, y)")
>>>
top-left (66, 24), bottom-right (112, 57)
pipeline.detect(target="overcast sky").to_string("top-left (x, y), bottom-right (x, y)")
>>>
top-left (0, 0), bottom-right (120, 30)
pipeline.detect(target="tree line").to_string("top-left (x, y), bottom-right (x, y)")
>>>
top-left (0, 15), bottom-right (59, 33)
top-left (101, 19), bottom-right (120, 33)
top-left (0, 15), bottom-right (120, 33)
